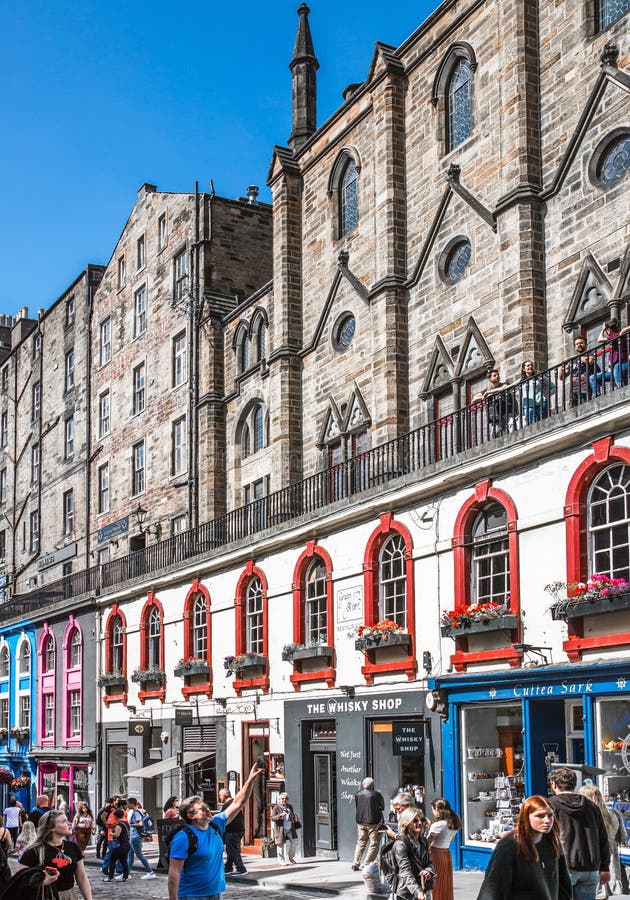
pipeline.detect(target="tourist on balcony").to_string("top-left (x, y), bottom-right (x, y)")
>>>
top-left (560, 334), bottom-right (596, 405)
top-left (589, 319), bottom-right (630, 396)
top-left (272, 792), bottom-right (300, 865)
top-left (476, 795), bottom-right (571, 900)
top-left (519, 360), bottom-right (555, 425)
top-left (427, 798), bottom-right (461, 900)
top-left (352, 777), bottom-right (385, 871)
top-left (473, 369), bottom-right (517, 437)
top-left (579, 784), bottom-right (628, 897)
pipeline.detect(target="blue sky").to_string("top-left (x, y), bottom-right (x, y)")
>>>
top-left (1, 0), bottom-right (439, 315)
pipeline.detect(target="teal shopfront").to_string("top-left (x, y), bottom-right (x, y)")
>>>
top-left (429, 660), bottom-right (630, 871)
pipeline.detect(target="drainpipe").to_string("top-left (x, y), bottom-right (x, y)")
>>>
top-left (188, 184), bottom-right (201, 528)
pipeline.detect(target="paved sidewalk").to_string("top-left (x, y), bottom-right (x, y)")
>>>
top-left (85, 843), bottom-right (485, 899)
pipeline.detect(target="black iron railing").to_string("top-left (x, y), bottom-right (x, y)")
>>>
top-left (3, 336), bottom-right (629, 618)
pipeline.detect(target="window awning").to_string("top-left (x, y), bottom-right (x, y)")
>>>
top-left (124, 751), bottom-right (213, 779)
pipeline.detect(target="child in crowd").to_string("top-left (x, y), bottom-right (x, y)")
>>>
top-left (14, 819), bottom-right (36, 856)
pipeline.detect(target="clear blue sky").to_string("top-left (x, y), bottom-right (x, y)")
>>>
top-left (2, 0), bottom-right (439, 315)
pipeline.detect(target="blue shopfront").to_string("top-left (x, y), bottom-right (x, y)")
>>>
top-left (0, 628), bottom-right (37, 812)
top-left (429, 660), bottom-right (630, 871)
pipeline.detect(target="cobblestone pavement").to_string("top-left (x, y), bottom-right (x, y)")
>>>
top-left (88, 871), bottom-right (322, 900)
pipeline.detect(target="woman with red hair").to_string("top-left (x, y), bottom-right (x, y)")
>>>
top-left (476, 795), bottom-right (572, 900)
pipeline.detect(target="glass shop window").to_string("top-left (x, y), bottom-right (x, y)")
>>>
top-left (461, 704), bottom-right (524, 845)
top-left (597, 697), bottom-right (630, 847)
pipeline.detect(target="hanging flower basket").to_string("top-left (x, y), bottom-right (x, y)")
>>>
top-left (9, 727), bottom-right (29, 742)
top-left (0, 768), bottom-right (13, 785)
top-left (11, 774), bottom-right (30, 790)
top-left (0, 729), bottom-right (8, 742)
top-left (546, 575), bottom-right (630, 621)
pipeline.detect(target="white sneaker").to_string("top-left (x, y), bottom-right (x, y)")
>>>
top-left (114, 874), bottom-right (131, 881)
top-left (140, 872), bottom-right (156, 880)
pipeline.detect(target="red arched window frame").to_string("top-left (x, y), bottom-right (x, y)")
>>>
top-left (290, 540), bottom-right (335, 691)
top-left (103, 605), bottom-right (127, 708)
top-left (181, 579), bottom-right (212, 699)
top-left (234, 561), bottom-right (269, 696)
top-left (361, 513), bottom-right (417, 684)
top-left (563, 436), bottom-right (630, 660)
top-left (138, 592), bottom-right (165, 704)
top-left (61, 617), bottom-right (82, 748)
top-left (450, 479), bottom-right (522, 672)
top-left (38, 624), bottom-right (55, 747)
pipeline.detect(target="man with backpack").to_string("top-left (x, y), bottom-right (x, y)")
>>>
top-left (167, 762), bottom-right (264, 900)
top-left (126, 797), bottom-right (156, 880)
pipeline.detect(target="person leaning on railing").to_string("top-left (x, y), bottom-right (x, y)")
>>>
top-left (589, 318), bottom-right (630, 396)
top-left (559, 334), bottom-right (597, 405)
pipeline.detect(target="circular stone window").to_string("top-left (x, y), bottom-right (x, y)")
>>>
top-left (440, 238), bottom-right (472, 284)
top-left (590, 130), bottom-right (630, 187)
top-left (332, 312), bottom-right (356, 351)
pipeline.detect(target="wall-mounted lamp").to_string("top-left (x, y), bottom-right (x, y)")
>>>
top-left (126, 705), bottom-right (137, 715)
top-left (513, 644), bottom-right (552, 666)
top-left (269, 718), bottom-right (280, 734)
top-left (422, 651), bottom-right (432, 674)
top-left (132, 504), bottom-right (162, 540)
top-left (339, 685), bottom-right (355, 698)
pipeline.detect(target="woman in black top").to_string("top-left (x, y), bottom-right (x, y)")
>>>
top-left (103, 807), bottom-right (130, 882)
top-left (476, 795), bottom-right (572, 900)
top-left (16, 809), bottom-right (93, 900)
top-left (391, 807), bottom-right (435, 899)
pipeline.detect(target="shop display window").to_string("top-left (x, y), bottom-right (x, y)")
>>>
top-left (461, 704), bottom-right (524, 844)
top-left (369, 718), bottom-right (426, 818)
top-left (597, 698), bottom-right (630, 848)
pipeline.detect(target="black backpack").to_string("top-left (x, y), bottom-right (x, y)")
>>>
top-left (379, 837), bottom-right (399, 892)
top-left (164, 820), bottom-right (221, 863)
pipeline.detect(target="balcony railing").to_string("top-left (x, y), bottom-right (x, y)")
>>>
top-left (2, 336), bottom-right (628, 618)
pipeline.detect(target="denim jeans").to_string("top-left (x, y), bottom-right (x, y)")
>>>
top-left (569, 869), bottom-right (600, 900)
top-left (180, 895), bottom-right (221, 900)
top-left (128, 834), bottom-right (153, 873)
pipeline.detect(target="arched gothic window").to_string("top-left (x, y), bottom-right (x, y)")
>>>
top-left (19, 642), bottom-right (30, 675)
top-left (192, 594), bottom-right (208, 659)
top-left (111, 616), bottom-right (123, 675)
top-left (305, 559), bottom-right (328, 645)
top-left (255, 319), bottom-right (266, 363)
top-left (242, 423), bottom-right (251, 459)
top-left (447, 59), bottom-right (472, 151)
top-left (246, 577), bottom-right (264, 654)
top-left (588, 463), bottom-right (630, 580)
top-left (147, 607), bottom-right (161, 669)
top-left (238, 331), bottom-right (249, 374)
top-left (470, 502), bottom-right (509, 605)
top-left (379, 534), bottom-right (407, 627)
top-left (0, 647), bottom-right (8, 678)
top-left (599, 0), bottom-right (630, 31)
top-left (340, 159), bottom-right (359, 236)
top-left (44, 635), bottom-right (55, 673)
top-left (253, 406), bottom-right (264, 453)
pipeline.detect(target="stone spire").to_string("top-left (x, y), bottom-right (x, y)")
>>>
top-left (288, 3), bottom-right (319, 152)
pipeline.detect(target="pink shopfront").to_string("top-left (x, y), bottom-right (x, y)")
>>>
top-left (38, 762), bottom-right (90, 815)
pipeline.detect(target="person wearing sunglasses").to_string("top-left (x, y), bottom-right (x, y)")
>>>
top-left (389, 809), bottom-right (434, 899)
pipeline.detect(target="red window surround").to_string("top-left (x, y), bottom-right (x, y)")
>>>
top-left (38, 624), bottom-right (55, 747)
top-left (138, 592), bottom-right (165, 704)
top-left (234, 561), bottom-right (269, 697)
top-left (181, 579), bottom-right (213, 699)
top-left (62, 617), bottom-right (82, 748)
top-left (361, 513), bottom-right (417, 684)
top-left (564, 436), bottom-right (630, 660)
top-left (103, 605), bottom-right (127, 708)
top-left (290, 540), bottom-right (335, 691)
top-left (450, 480), bottom-right (522, 672)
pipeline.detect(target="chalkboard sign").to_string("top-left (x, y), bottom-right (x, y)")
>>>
top-left (156, 816), bottom-right (183, 870)
top-left (392, 722), bottom-right (424, 756)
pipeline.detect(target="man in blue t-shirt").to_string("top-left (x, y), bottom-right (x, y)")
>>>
top-left (168, 763), bottom-right (264, 900)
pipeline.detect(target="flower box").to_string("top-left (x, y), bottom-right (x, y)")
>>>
top-left (98, 673), bottom-right (127, 688)
top-left (174, 660), bottom-right (211, 678)
top-left (550, 591), bottom-right (630, 621)
top-left (441, 614), bottom-right (519, 638)
top-left (130, 668), bottom-right (166, 686)
top-left (355, 632), bottom-right (411, 652)
top-left (9, 728), bottom-right (29, 742)
top-left (224, 654), bottom-right (267, 676)
top-left (282, 644), bottom-right (334, 663)
top-left (0, 730), bottom-right (8, 742)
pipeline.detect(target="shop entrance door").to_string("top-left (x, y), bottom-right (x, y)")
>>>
top-left (313, 752), bottom-right (336, 850)
top-left (244, 724), bottom-right (269, 844)
top-left (527, 699), bottom-right (566, 795)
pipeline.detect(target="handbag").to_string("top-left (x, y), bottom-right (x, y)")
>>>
top-left (293, 814), bottom-right (302, 830)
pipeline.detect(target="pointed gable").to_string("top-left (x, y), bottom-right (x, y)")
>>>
top-left (342, 385), bottom-right (372, 433)
top-left (454, 318), bottom-right (494, 378)
top-left (563, 253), bottom-right (612, 332)
top-left (421, 335), bottom-right (454, 396)
top-left (317, 399), bottom-right (344, 448)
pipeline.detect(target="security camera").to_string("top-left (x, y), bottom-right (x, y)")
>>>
top-left (160, 731), bottom-right (169, 744)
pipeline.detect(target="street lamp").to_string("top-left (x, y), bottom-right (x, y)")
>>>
top-left (131, 504), bottom-right (162, 540)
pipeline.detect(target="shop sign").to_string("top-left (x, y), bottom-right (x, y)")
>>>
top-left (175, 708), bottom-right (193, 726)
top-left (392, 722), bottom-right (424, 756)
top-left (336, 587), bottom-right (363, 639)
top-left (37, 542), bottom-right (77, 572)
top-left (97, 516), bottom-right (129, 546)
top-left (305, 697), bottom-right (404, 717)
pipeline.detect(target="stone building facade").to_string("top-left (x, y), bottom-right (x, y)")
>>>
top-left (1, 0), bottom-right (630, 869)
